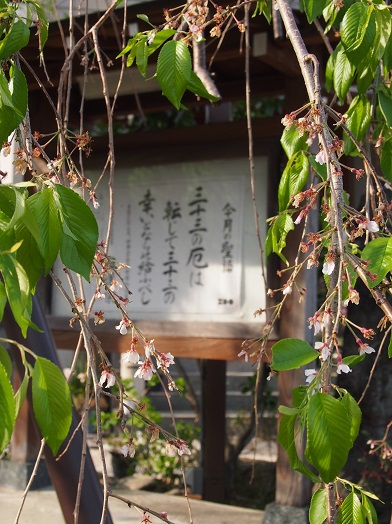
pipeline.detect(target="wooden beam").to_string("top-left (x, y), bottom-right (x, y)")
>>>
top-left (49, 317), bottom-right (274, 361)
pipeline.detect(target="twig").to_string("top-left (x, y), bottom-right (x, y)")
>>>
top-left (14, 439), bottom-right (46, 524)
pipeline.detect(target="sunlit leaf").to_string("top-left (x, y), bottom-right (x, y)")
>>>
top-left (32, 357), bottom-right (72, 456)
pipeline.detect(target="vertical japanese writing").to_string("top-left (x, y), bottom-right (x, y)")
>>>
top-left (221, 203), bottom-right (236, 273)
top-left (138, 189), bottom-right (155, 305)
top-left (125, 203), bottom-right (131, 283)
top-left (162, 201), bottom-right (182, 304)
top-left (187, 185), bottom-right (208, 287)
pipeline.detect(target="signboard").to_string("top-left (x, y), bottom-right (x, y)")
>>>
top-left (51, 157), bottom-right (268, 326)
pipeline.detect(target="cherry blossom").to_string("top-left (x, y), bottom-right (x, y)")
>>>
top-left (305, 368), bottom-right (318, 383)
top-left (315, 149), bottom-right (326, 165)
top-left (177, 439), bottom-right (191, 456)
top-left (357, 339), bottom-right (376, 356)
top-left (282, 283), bottom-right (293, 295)
top-left (99, 369), bottom-right (116, 388)
top-left (134, 358), bottom-right (155, 381)
top-left (122, 347), bottom-right (140, 364)
top-left (315, 341), bottom-right (330, 361)
top-left (165, 443), bottom-right (177, 457)
top-left (359, 220), bottom-right (379, 233)
top-left (322, 260), bottom-right (335, 275)
top-left (337, 363), bottom-right (352, 374)
top-left (115, 317), bottom-right (130, 335)
top-left (157, 352), bottom-right (175, 370)
top-left (121, 441), bottom-right (136, 458)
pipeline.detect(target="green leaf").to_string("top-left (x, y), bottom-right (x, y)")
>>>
top-left (0, 360), bottom-right (15, 453)
top-left (278, 405), bottom-right (301, 416)
top-left (0, 281), bottom-right (6, 322)
top-left (186, 70), bottom-right (220, 102)
top-left (337, 492), bottom-right (365, 524)
top-left (0, 344), bottom-right (12, 378)
top-left (147, 29), bottom-right (177, 56)
top-left (342, 354), bottom-right (365, 368)
top-left (0, 186), bottom-right (25, 233)
top-left (361, 237), bottom-right (392, 287)
top-left (272, 338), bottom-right (318, 371)
top-left (32, 357), bottom-right (72, 456)
top-left (340, 391), bottom-right (361, 447)
top-left (29, 0), bottom-right (49, 50)
top-left (306, 393), bottom-right (351, 483)
top-left (301, 0), bottom-right (328, 23)
top-left (136, 13), bottom-right (154, 27)
top-left (381, 137), bottom-right (392, 183)
top-left (280, 125), bottom-right (309, 159)
top-left (379, 89), bottom-right (392, 128)
top-left (0, 253), bottom-right (32, 337)
top-left (54, 185), bottom-right (98, 281)
top-left (278, 151), bottom-right (309, 212)
top-left (265, 212), bottom-right (294, 264)
top-left (14, 373), bottom-right (29, 418)
top-left (0, 65), bottom-right (28, 146)
top-left (333, 44), bottom-right (356, 103)
top-left (0, 20), bottom-right (30, 60)
top-left (309, 488), bottom-right (328, 524)
top-left (136, 37), bottom-right (148, 77)
top-left (278, 412), bottom-right (320, 483)
top-left (361, 494), bottom-right (378, 524)
top-left (157, 40), bottom-right (192, 109)
top-left (341, 3), bottom-right (376, 66)
top-left (343, 96), bottom-right (371, 156)
top-left (388, 333), bottom-right (392, 358)
top-left (27, 188), bottom-right (61, 274)
top-left (14, 216), bottom-right (43, 291)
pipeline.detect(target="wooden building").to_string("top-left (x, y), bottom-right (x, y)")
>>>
top-left (7, 0), bottom-right (329, 521)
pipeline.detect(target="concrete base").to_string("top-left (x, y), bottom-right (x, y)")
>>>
top-left (0, 460), bottom-right (51, 490)
top-left (263, 502), bottom-right (309, 524)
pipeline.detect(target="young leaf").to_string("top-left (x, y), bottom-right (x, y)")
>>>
top-left (333, 44), bottom-right (356, 103)
top-left (0, 20), bottom-right (30, 60)
top-left (301, 0), bottom-right (328, 24)
top-left (157, 40), bottom-right (192, 109)
top-left (0, 360), bottom-right (15, 454)
top-left (54, 185), bottom-right (99, 281)
top-left (0, 185), bottom-right (25, 233)
top-left (343, 96), bottom-right (371, 156)
top-left (272, 338), bottom-right (318, 371)
top-left (340, 391), bottom-right (362, 447)
top-left (0, 344), bottom-right (12, 378)
top-left (381, 137), bottom-right (392, 183)
top-left (0, 253), bottom-right (32, 337)
top-left (278, 412), bottom-right (320, 483)
top-left (147, 29), bottom-right (177, 56)
top-left (340, 3), bottom-right (376, 66)
top-left (306, 393), bottom-right (351, 483)
top-left (136, 13), bottom-right (154, 27)
top-left (186, 70), bottom-right (220, 103)
top-left (361, 237), bottom-right (392, 287)
top-left (342, 354), bottom-right (365, 368)
top-left (361, 494), bottom-right (378, 524)
top-left (280, 125), bottom-right (309, 159)
top-left (32, 357), bottom-right (72, 456)
top-left (265, 212), bottom-right (294, 264)
top-left (0, 281), bottom-right (6, 322)
top-left (136, 37), bottom-right (149, 77)
top-left (0, 65), bottom-right (28, 145)
top-left (309, 488), bottom-right (328, 524)
top-left (337, 492), bottom-right (365, 524)
top-left (389, 333), bottom-right (392, 358)
top-left (379, 89), bottom-right (392, 128)
top-left (14, 373), bottom-right (29, 418)
top-left (278, 151), bottom-right (309, 211)
top-left (29, 0), bottom-right (49, 50)
top-left (27, 188), bottom-right (61, 274)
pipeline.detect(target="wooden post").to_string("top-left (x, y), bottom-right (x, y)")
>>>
top-left (201, 359), bottom-right (226, 503)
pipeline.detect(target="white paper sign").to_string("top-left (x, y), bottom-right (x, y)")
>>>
top-left (51, 157), bottom-right (267, 325)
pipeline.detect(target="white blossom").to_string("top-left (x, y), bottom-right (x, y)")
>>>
top-left (315, 149), bottom-right (326, 165)
top-left (337, 363), bottom-right (352, 374)
top-left (304, 368), bottom-right (317, 383)
top-left (322, 260), bottom-right (335, 275)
